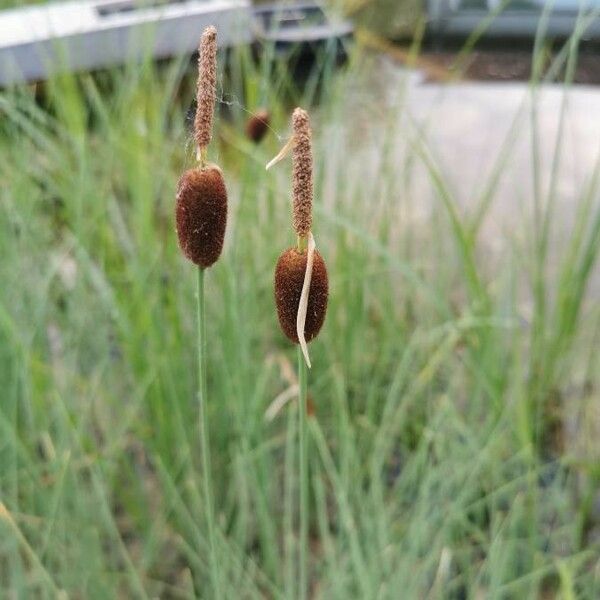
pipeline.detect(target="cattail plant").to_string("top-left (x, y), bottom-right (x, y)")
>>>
top-left (174, 25), bottom-right (225, 597)
top-left (176, 26), bottom-right (227, 268)
top-left (267, 107), bottom-right (329, 599)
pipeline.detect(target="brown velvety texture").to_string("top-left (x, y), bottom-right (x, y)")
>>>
top-left (274, 248), bottom-right (328, 344)
top-left (246, 110), bottom-right (270, 143)
top-left (175, 166), bottom-right (227, 268)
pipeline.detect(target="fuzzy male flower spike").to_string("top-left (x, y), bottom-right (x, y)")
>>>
top-left (270, 108), bottom-right (328, 365)
top-left (194, 25), bottom-right (217, 153)
top-left (175, 26), bottom-right (227, 269)
top-left (291, 108), bottom-right (313, 239)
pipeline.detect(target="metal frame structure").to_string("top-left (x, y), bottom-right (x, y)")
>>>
top-left (426, 0), bottom-right (600, 41)
top-left (0, 0), bottom-right (252, 86)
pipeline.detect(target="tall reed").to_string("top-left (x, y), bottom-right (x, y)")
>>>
top-left (269, 107), bottom-right (329, 599)
top-left (174, 25), bottom-right (227, 597)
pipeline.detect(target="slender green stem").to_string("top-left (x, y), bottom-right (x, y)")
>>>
top-left (298, 346), bottom-right (309, 600)
top-left (197, 267), bottom-right (220, 598)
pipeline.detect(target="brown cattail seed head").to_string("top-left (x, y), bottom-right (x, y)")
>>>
top-left (246, 109), bottom-right (270, 143)
top-left (175, 165), bottom-right (227, 268)
top-left (292, 108), bottom-right (313, 238)
top-left (194, 26), bottom-right (217, 150)
top-left (274, 248), bottom-right (328, 343)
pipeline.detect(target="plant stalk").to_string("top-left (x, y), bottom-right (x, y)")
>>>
top-left (197, 267), bottom-right (220, 598)
top-left (298, 346), bottom-right (309, 600)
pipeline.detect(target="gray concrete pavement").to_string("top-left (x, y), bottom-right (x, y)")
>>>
top-left (330, 57), bottom-right (600, 293)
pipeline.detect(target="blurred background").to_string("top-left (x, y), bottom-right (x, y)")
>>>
top-left (1, 0), bottom-right (599, 598)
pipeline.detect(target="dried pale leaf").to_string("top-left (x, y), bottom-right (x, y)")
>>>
top-left (296, 232), bottom-right (316, 368)
top-left (266, 136), bottom-right (294, 170)
top-left (264, 384), bottom-right (300, 422)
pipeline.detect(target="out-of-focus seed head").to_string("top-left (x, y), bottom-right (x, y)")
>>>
top-left (292, 107), bottom-right (313, 238)
top-left (274, 248), bottom-right (328, 343)
top-left (306, 394), bottom-right (316, 417)
top-left (194, 26), bottom-right (217, 150)
top-left (246, 109), bottom-right (270, 143)
top-left (175, 165), bottom-right (227, 268)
